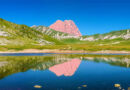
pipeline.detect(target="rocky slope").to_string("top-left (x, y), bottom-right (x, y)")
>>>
top-left (32, 25), bottom-right (79, 39)
top-left (81, 29), bottom-right (130, 41)
top-left (49, 20), bottom-right (82, 37)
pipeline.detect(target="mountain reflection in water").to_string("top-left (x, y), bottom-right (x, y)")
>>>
top-left (0, 54), bottom-right (130, 80)
top-left (0, 54), bottom-right (130, 90)
top-left (49, 59), bottom-right (81, 76)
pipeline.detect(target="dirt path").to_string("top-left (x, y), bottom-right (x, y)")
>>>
top-left (0, 49), bottom-right (130, 54)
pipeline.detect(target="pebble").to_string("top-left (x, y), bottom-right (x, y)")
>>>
top-left (34, 85), bottom-right (42, 88)
top-left (82, 85), bottom-right (87, 87)
top-left (128, 87), bottom-right (130, 90)
top-left (114, 84), bottom-right (120, 87)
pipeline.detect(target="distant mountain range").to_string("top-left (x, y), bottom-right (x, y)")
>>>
top-left (32, 20), bottom-right (130, 41)
top-left (82, 29), bottom-right (130, 41)
top-left (0, 18), bottom-right (130, 50)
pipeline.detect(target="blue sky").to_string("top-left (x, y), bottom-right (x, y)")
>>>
top-left (0, 0), bottom-right (130, 35)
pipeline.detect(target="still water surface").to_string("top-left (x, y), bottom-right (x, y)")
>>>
top-left (0, 53), bottom-right (130, 90)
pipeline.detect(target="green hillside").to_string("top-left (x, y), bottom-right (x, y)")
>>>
top-left (0, 18), bottom-right (63, 50)
top-left (82, 29), bottom-right (130, 40)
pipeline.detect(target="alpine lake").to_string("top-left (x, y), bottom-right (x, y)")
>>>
top-left (0, 53), bottom-right (130, 90)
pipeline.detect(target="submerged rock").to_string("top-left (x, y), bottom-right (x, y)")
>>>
top-left (128, 87), bottom-right (130, 90)
top-left (114, 84), bottom-right (120, 87)
top-left (82, 85), bottom-right (87, 87)
top-left (34, 85), bottom-right (42, 88)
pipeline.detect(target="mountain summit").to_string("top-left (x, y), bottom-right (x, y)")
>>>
top-left (49, 20), bottom-right (82, 36)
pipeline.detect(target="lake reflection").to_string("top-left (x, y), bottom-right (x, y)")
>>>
top-left (49, 59), bottom-right (81, 76)
top-left (0, 54), bottom-right (130, 90)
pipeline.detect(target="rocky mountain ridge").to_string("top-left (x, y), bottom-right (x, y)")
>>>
top-left (32, 25), bottom-right (79, 39)
top-left (49, 20), bottom-right (82, 37)
top-left (33, 21), bottom-right (130, 41)
top-left (81, 29), bottom-right (130, 41)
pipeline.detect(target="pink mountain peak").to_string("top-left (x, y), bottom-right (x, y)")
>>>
top-left (49, 20), bottom-right (82, 36)
top-left (55, 20), bottom-right (63, 23)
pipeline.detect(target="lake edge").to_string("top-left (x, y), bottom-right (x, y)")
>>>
top-left (0, 49), bottom-right (130, 54)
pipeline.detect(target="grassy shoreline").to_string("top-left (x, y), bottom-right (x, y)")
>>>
top-left (0, 44), bottom-right (130, 52)
top-left (1, 43), bottom-right (130, 54)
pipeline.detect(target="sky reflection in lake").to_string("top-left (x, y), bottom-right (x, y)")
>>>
top-left (0, 54), bottom-right (130, 90)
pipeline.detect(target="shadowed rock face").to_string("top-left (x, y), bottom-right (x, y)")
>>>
top-left (49, 59), bottom-right (81, 76)
top-left (49, 20), bottom-right (82, 36)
